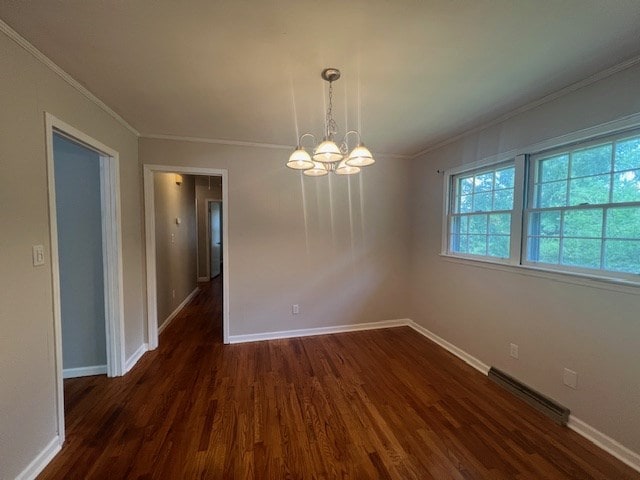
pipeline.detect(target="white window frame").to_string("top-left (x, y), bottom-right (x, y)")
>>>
top-left (442, 155), bottom-right (525, 265)
top-left (441, 116), bottom-right (640, 287)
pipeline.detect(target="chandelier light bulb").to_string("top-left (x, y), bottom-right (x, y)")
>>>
top-left (313, 139), bottom-right (343, 163)
top-left (286, 147), bottom-right (314, 170)
top-left (346, 143), bottom-right (375, 167)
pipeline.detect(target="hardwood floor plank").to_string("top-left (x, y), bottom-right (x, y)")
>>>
top-left (38, 277), bottom-right (640, 479)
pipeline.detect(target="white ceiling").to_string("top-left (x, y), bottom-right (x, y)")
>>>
top-left (1, 1), bottom-right (640, 156)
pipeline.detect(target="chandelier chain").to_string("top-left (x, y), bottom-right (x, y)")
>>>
top-left (326, 80), bottom-right (338, 139)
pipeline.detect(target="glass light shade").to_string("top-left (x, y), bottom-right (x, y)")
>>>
top-left (286, 147), bottom-right (314, 170)
top-left (303, 161), bottom-right (329, 177)
top-left (313, 140), bottom-right (343, 163)
top-left (335, 159), bottom-right (361, 175)
top-left (346, 144), bottom-right (375, 167)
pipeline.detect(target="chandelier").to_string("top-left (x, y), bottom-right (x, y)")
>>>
top-left (286, 68), bottom-right (375, 176)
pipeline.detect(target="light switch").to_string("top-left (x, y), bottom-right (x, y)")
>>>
top-left (33, 245), bottom-right (45, 266)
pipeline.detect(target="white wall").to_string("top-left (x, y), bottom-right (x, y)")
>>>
top-left (54, 134), bottom-right (107, 371)
top-left (141, 139), bottom-right (411, 337)
top-left (195, 175), bottom-right (222, 279)
top-left (0, 29), bottom-right (143, 479)
top-left (409, 62), bottom-right (640, 454)
top-left (154, 173), bottom-right (197, 327)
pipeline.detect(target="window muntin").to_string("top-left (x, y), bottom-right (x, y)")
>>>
top-left (449, 164), bottom-right (515, 259)
top-left (526, 133), bottom-right (640, 275)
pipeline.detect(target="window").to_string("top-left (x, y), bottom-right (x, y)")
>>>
top-left (525, 133), bottom-right (640, 275)
top-left (444, 127), bottom-right (640, 282)
top-left (448, 162), bottom-right (516, 260)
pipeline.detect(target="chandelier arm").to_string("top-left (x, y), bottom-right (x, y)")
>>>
top-left (298, 133), bottom-right (317, 148)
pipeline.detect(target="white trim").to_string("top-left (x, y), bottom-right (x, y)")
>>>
top-left (124, 343), bottom-right (148, 374)
top-left (568, 416), bottom-right (640, 473)
top-left (413, 55), bottom-right (640, 158)
top-left (0, 19), bottom-right (139, 137)
top-left (45, 113), bottom-right (126, 446)
top-left (62, 365), bottom-right (107, 379)
top-left (197, 276), bottom-right (209, 282)
top-left (158, 287), bottom-right (199, 335)
top-left (407, 318), bottom-right (640, 473)
top-left (406, 320), bottom-right (490, 375)
top-left (15, 436), bottom-right (62, 480)
top-left (228, 319), bottom-right (409, 344)
top-left (141, 133), bottom-right (411, 159)
top-left (144, 164), bottom-right (230, 346)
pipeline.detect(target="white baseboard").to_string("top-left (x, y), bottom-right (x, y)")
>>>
top-left (197, 276), bottom-right (208, 282)
top-left (124, 343), bottom-right (148, 374)
top-left (407, 318), bottom-right (639, 473)
top-left (406, 320), bottom-right (490, 375)
top-left (568, 416), bottom-right (640, 473)
top-left (158, 287), bottom-right (199, 335)
top-left (62, 365), bottom-right (107, 379)
top-left (15, 436), bottom-right (61, 480)
top-left (228, 318), bottom-right (410, 344)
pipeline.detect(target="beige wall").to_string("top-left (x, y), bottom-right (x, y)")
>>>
top-left (195, 176), bottom-right (222, 279)
top-left (409, 62), bottom-right (640, 453)
top-left (140, 139), bottom-right (412, 337)
top-left (154, 173), bottom-right (198, 326)
top-left (0, 31), bottom-right (144, 479)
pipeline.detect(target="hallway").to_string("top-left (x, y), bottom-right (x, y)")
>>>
top-left (38, 276), bottom-right (638, 479)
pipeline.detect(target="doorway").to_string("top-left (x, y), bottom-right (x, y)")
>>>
top-left (143, 165), bottom-right (230, 348)
top-left (208, 200), bottom-right (222, 279)
top-left (45, 113), bottom-right (125, 444)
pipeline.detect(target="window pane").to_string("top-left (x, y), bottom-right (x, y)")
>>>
top-left (562, 238), bottom-right (602, 268)
top-left (495, 167), bottom-right (514, 189)
top-left (606, 207), bottom-right (640, 239)
top-left (539, 154), bottom-right (568, 183)
top-left (460, 176), bottom-right (474, 195)
top-left (488, 235), bottom-right (510, 258)
top-left (474, 172), bottom-right (493, 192)
top-left (537, 181), bottom-right (567, 208)
top-left (468, 214), bottom-right (488, 234)
top-left (468, 235), bottom-right (487, 255)
top-left (458, 194), bottom-right (472, 213)
top-left (528, 236), bottom-right (560, 264)
top-left (458, 215), bottom-right (469, 235)
top-left (604, 240), bottom-right (640, 274)
top-left (568, 174), bottom-right (610, 206)
top-left (615, 137), bottom-right (640, 172)
top-left (563, 209), bottom-right (603, 238)
top-left (612, 170), bottom-right (640, 203)
top-left (451, 234), bottom-right (469, 253)
top-left (489, 213), bottom-right (510, 235)
top-left (493, 189), bottom-right (513, 210)
top-left (571, 144), bottom-right (612, 177)
top-left (473, 192), bottom-right (492, 211)
top-left (529, 210), bottom-right (561, 237)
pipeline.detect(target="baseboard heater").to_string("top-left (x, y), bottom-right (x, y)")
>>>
top-left (488, 367), bottom-right (570, 425)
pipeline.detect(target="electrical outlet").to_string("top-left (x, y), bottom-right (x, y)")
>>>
top-left (563, 368), bottom-right (578, 389)
top-left (171, 233), bottom-right (175, 244)
top-left (32, 245), bottom-right (45, 266)
top-left (510, 343), bottom-right (519, 359)
top-left (172, 289), bottom-right (176, 300)
top-left (292, 304), bottom-right (300, 315)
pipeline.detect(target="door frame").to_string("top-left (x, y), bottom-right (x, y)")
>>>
top-left (206, 199), bottom-right (223, 279)
top-left (143, 165), bottom-right (230, 347)
top-left (45, 113), bottom-right (126, 443)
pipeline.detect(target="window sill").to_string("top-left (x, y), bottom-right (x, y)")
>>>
top-left (438, 253), bottom-right (640, 295)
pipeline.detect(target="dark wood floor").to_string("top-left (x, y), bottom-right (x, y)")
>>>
top-left (39, 277), bottom-right (639, 479)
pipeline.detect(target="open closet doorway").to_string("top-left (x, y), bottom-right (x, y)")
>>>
top-left (45, 113), bottom-right (125, 443)
top-left (207, 200), bottom-right (223, 279)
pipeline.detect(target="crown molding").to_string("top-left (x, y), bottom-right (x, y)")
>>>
top-left (141, 133), bottom-right (411, 159)
top-left (0, 18), bottom-right (140, 137)
top-left (411, 54), bottom-right (640, 159)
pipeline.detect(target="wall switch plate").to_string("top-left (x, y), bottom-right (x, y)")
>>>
top-left (292, 304), bottom-right (300, 315)
top-left (510, 343), bottom-right (519, 359)
top-left (32, 245), bottom-right (45, 266)
top-left (563, 368), bottom-right (578, 389)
